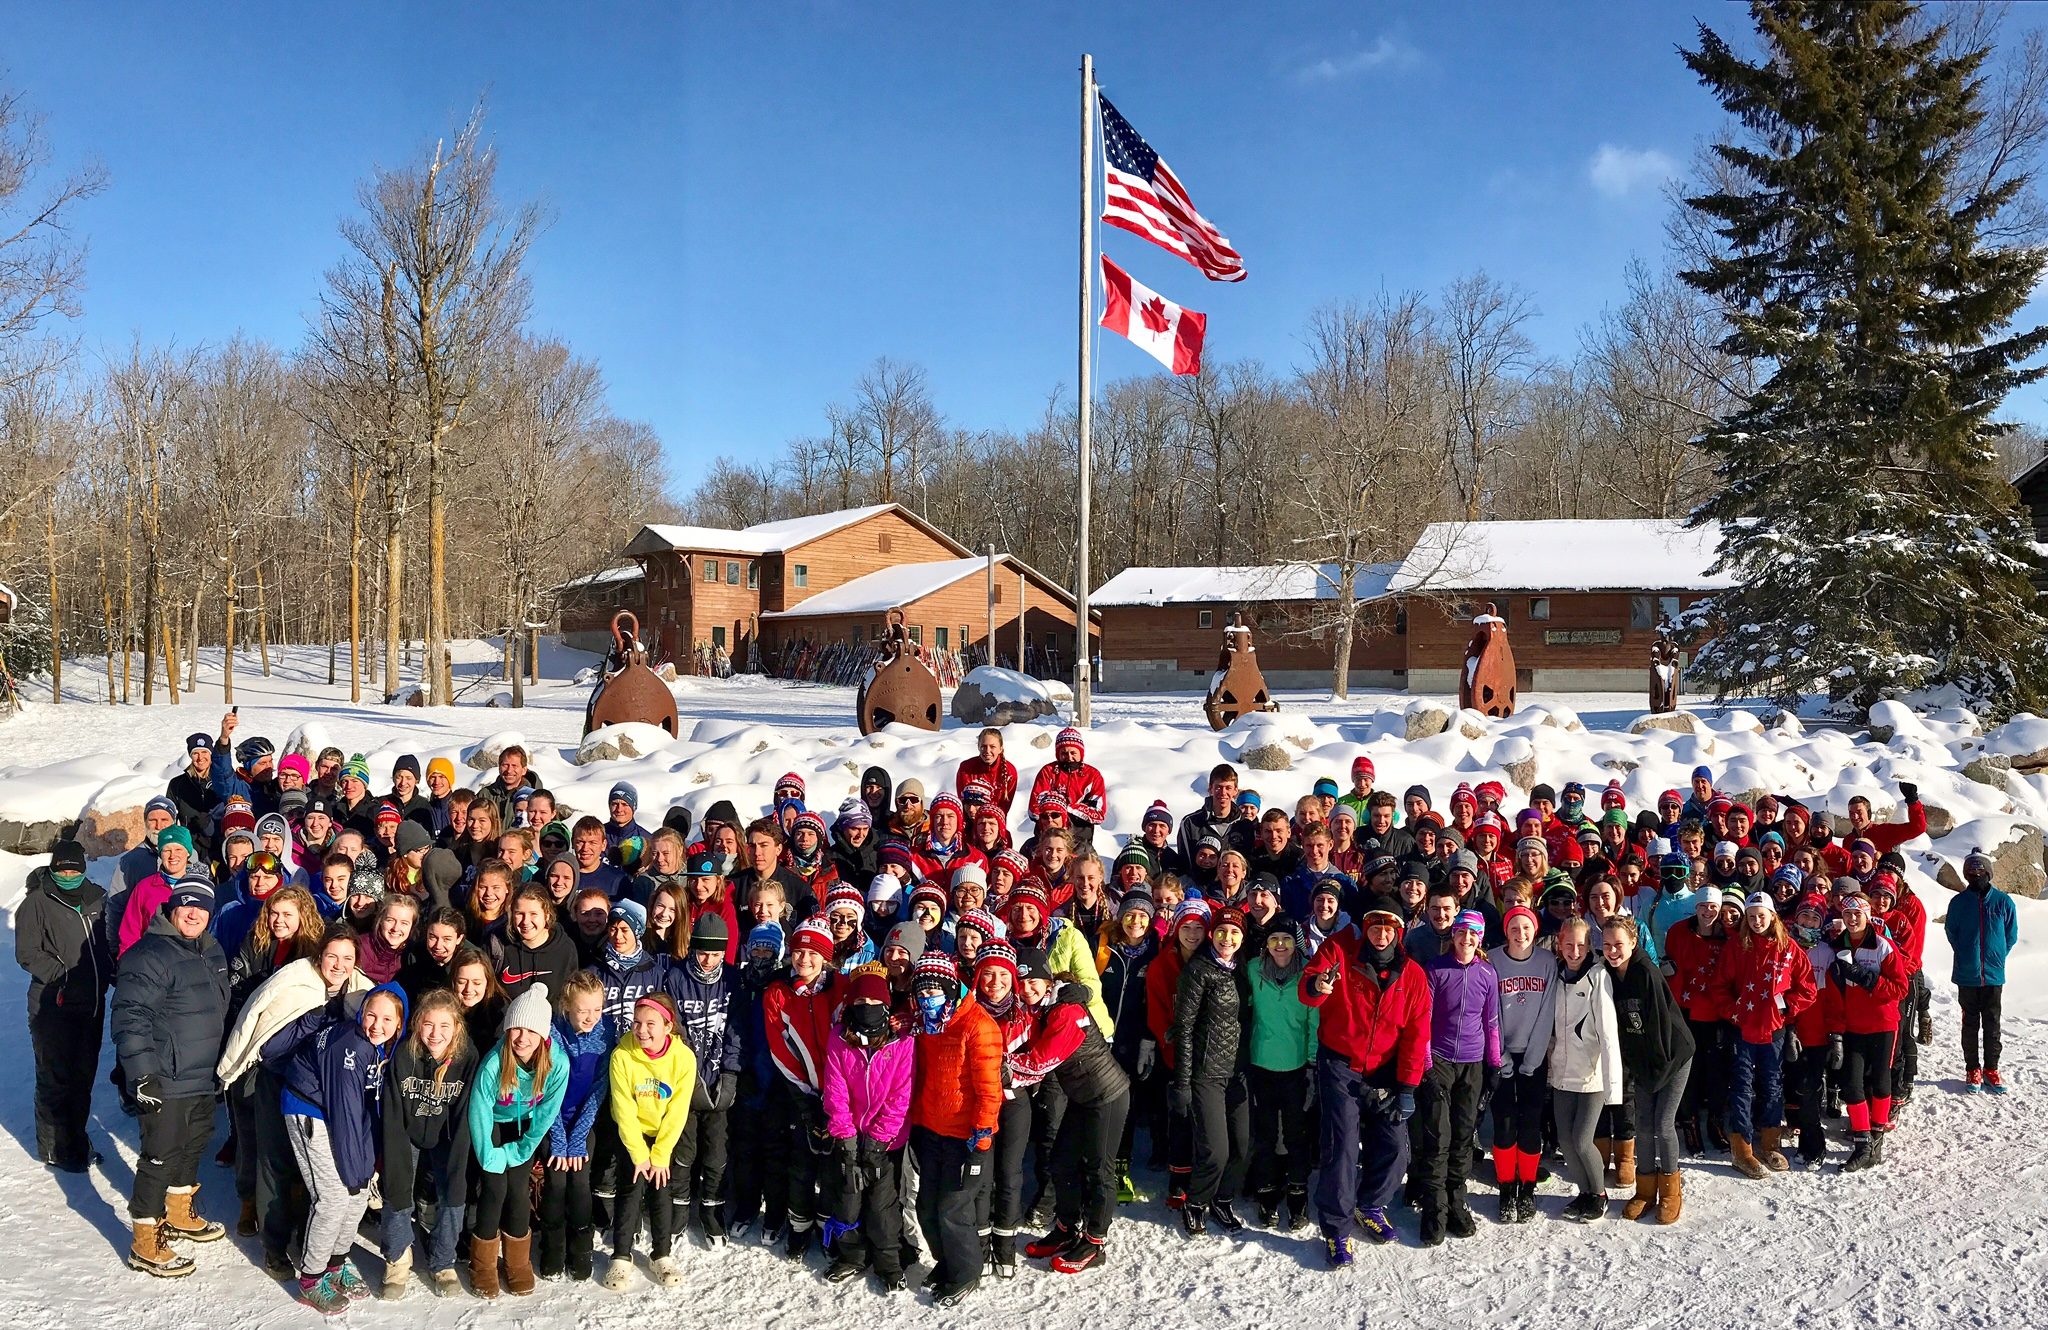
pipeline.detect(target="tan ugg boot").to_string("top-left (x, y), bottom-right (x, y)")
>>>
top-left (129, 1220), bottom-right (195, 1277)
top-left (1657, 1169), bottom-right (1684, 1224)
top-left (163, 1186), bottom-right (226, 1242)
top-left (1614, 1139), bottom-right (1638, 1189)
top-left (1622, 1171), bottom-right (1660, 1220)
top-left (502, 1232), bottom-right (536, 1296)
top-left (470, 1236), bottom-right (500, 1299)
top-left (1728, 1134), bottom-right (1768, 1180)
top-left (1759, 1127), bottom-right (1791, 1172)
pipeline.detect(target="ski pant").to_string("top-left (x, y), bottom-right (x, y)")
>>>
top-left (1678, 1019), bottom-right (1729, 1131)
top-left (1187, 1075), bottom-right (1250, 1208)
top-left (1727, 1031), bottom-right (1786, 1138)
top-left (1112, 1041), bottom-right (1158, 1165)
top-left (988, 1092), bottom-right (1033, 1240)
top-left (611, 1146), bottom-right (684, 1259)
top-left (1415, 1059), bottom-right (1484, 1217)
top-left (251, 1071), bottom-right (302, 1263)
top-left (1958, 985), bottom-right (2003, 1072)
top-left (727, 1075), bottom-right (789, 1230)
top-left (29, 997), bottom-right (101, 1165)
top-left (382, 1139), bottom-right (465, 1274)
top-left (826, 1147), bottom-right (904, 1278)
top-left (1634, 1061), bottom-right (1689, 1175)
top-left (1551, 1088), bottom-right (1607, 1197)
top-left (1841, 1029), bottom-right (1896, 1105)
top-left (1027, 1079), bottom-right (1067, 1212)
top-left (1788, 1045), bottom-right (1828, 1159)
top-left (1248, 1065), bottom-right (1312, 1198)
top-left (538, 1153), bottom-right (596, 1275)
top-left (474, 1161), bottom-right (535, 1240)
top-left (787, 1094), bottom-right (829, 1235)
top-left (1051, 1091), bottom-right (1128, 1237)
top-left (1313, 1053), bottom-right (1408, 1228)
top-left (1891, 971), bottom-right (1925, 1086)
top-left (672, 1106), bottom-right (729, 1217)
top-left (912, 1127), bottom-right (991, 1290)
top-left (285, 1113), bottom-right (371, 1278)
top-left (130, 1093), bottom-right (214, 1222)
top-left (1489, 1068), bottom-right (1546, 1156)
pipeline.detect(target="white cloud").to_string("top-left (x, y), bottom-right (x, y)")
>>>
top-left (1296, 36), bottom-right (1419, 84)
top-left (1587, 143), bottom-right (1678, 199)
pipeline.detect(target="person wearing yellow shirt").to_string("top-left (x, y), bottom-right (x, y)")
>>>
top-left (600, 993), bottom-right (695, 1290)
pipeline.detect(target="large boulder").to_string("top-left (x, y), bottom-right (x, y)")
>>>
top-left (1242, 743), bottom-right (1294, 772)
top-left (1984, 714), bottom-right (2048, 771)
top-left (1934, 822), bottom-right (2046, 898)
top-left (75, 804), bottom-right (146, 858)
top-left (1629, 711), bottom-right (1704, 736)
top-left (0, 815), bottom-right (68, 855)
top-left (1962, 754), bottom-right (2012, 792)
top-left (950, 667), bottom-right (1062, 727)
top-left (1403, 701), bottom-right (1452, 740)
top-left (575, 722), bottom-right (676, 766)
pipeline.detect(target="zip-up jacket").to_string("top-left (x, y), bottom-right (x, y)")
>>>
top-left (273, 982), bottom-right (406, 1191)
top-left (608, 1031), bottom-right (696, 1168)
top-left (763, 970), bottom-right (845, 1097)
top-left (822, 1023), bottom-right (915, 1149)
top-left (1298, 924), bottom-right (1432, 1088)
top-left (15, 867), bottom-right (112, 1015)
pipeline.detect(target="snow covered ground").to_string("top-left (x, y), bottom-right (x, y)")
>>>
top-left (0, 641), bottom-right (2044, 1326)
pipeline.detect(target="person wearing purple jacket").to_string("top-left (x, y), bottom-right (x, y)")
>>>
top-left (819, 968), bottom-right (915, 1292)
top-left (1414, 910), bottom-right (1500, 1247)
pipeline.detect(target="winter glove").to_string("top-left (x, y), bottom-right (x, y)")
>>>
top-left (1136, 1039), bottom-right (1157, 1078)
top-left (712, 1071), bottom-right (738, 1113)
top-left (1168, 1083), bottom-right (1193, 1117)
top-left (1855, 963), bottom-right (1882, 991)
top-left (1782, 1030), bottom-right (1802, 1064)
top-left (1477, 1065), bottom-right (1500, 1116)
top-left (1301, 1074), bottom-right (1318, 1115)
top-left (1831, 955), bottom-right (1861, 989)
top-left (1390, 1090), bottom-right (1417, 1125)
top-left (967, 1127), bottom-right (994, 1153)
top-left (1898, 781), bottom-right (1919, 805)
top-left (132, 1075), bottom-right (164, 1114)
top-left (1826, 1034), bottom-right (1844, 1072)
top-left (856, 1135), bottom-right (888, 1178)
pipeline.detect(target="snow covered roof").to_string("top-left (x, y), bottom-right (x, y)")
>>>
top-left (1386, 520), bottom-right (1736, 594)
top-left (554, 565), bottom-right (642, 592)
top-left (1091, 562), bottom-right (1399, 607)
top-left (761, 558), bottom-right (991, 620)
top-left (634, 504), bottom-right (900, 556)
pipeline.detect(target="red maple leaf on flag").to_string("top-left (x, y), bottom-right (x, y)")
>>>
top-left (1140, 295), bottom-right (1172, 334)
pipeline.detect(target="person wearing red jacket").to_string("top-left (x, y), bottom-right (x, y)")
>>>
top-left (1663, 887), bottom-right (1732, 1154)
top-left (956, 729), bottom-right (1020, 818)
top-left (1846, 784), bottom-right (1929, 856)
top-left (1871, 869), bottom-right (1930, 1103)
top-left (1298, 908), bottom-right (1432, 1265)
top-left (1145, 900), bottom-right (1208, 1209)
top-left (908, 952), bottom-right (1002, 1308)
top-left (1027, 728), bottom-right (1107, 852)
top-left (1820, 894), bottom-right (1910, 1172)
top-left (762, 918), bottom-right (847, 1257)
top-left (1784, 894), bottom-right (1838, 1168)
top-left (1714, 893), bottom-right (1817, 1179)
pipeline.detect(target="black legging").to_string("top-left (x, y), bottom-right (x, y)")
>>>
top-left (475, 1163), bottom-right (534, 1240)
top-left (1959, 985), bottom-right (2003, 1072)
top-left (1840, 1030), bottom-right (1895, 1103)
top-left (1490, 1069), bottom-right (1546, 1155)
top-left (989, 1092), bottom-right (1034, 1238)
top-left (1678, 1019), bottom-right (1728, 1129)
top-left (1050, 1093), bottom-right (1129, 1237)
top-left (1247, 1066), bottom-right (1313, 1198)
top-left (1187, 1077), bottom-right (1251, 1207)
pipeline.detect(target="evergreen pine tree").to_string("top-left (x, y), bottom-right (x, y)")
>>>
top-left (1680, 0), bottom-right (2048, 715)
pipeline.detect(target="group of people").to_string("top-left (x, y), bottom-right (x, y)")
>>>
top-left (14, 713), bottom-right (2021, 1310)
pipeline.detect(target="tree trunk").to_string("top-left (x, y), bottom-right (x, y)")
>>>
top-left (185, 586), bottom-right (203, 693)
top-left (161, 611), bottom-right (180, 705)
top-left (223, 539), bottom-right (238, 705)
top-left (45, 495), bottom-right (60, 704)
top-left (383, 490), bottom-right (401, 700)
top-left (427, 441), bottom-right (450, 705)
top-left (348, 475), bottom-right (365, 705)
top-left (529, 627), bottom-right (539, 686)
top-left (142, 551), bottom-right (157, 706)
top-left (256, 561), bottom-right (272, 675)
top-left (510, 617), bottom-right (525, 708)
top-left (120, 499), bottom-right (134, 704)
top-left (98, 538), bottom-right (115, 706)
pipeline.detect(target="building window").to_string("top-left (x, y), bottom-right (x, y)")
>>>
top-left (746, 561), bottom-right (758, 589)
top-left (935, 627), bottom-right (949, 650)
top-left (908, 625), bottom-right (922, 645)
top-left (726, 560), bottom-right (740, 585)
top-left (1197, 609), bottom-right (1213, 629)
top-left (993, 583), bottom-right (1003, 603)
top-left (1660, 595), bottom-right (1681, 623)
top-left (1529, 596), bottom-right (1551, 621)
top-left (878, 533), bottom-right (893, 554)
top-left (1045, 631), bottom-right (1058, 649)
top-left (702, 559), bottom-right (717, 583)
top-left (960, 625), bottom-right (971, 651)
top-left (793, 564), bottom-right (809, 587)
top-left (712, 626), bottom-right (727, 649)
top-left (1630, 595), bottom-right (1683, 630)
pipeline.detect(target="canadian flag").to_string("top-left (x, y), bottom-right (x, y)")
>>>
top-left (1099, 255), bottom-right (1205, 375)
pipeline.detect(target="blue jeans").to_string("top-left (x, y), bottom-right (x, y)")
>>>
top-left (382, 1141), bottom-right (464, 1274)
top-left (1727, 1031), bottom-right (1785, 1139)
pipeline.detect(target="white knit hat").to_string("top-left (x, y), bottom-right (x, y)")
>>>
top-left (501, 983), bottom-right (553, 1038)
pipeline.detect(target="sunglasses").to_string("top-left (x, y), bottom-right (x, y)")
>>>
top-left (898, 795), bottom-right (922, 805)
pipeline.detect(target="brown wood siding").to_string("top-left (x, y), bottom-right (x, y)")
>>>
top-left (558, 579), bottom-right (645, 635)
top-left (1401, 591), bottom-right (1713, 670)
top-left (1100, 601), bottom-right (1404, 672)
top-left (761, 510), bottom-right (964, 613)
top-left (765, 559), bottom-right (1096, 661)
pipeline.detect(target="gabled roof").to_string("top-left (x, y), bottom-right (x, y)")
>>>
top-left (629, 503), bottom-right (956, 558)
top-left (1091, 562), bottom-right (1399, 607)
top-left (553, 564), bottom-right (642, 592)
top-left (761, 558), bottom-right (991, 619)
top-left (1386, 519), bottom-right (1735, 594)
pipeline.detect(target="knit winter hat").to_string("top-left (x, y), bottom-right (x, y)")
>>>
top-left (501, 983), bottom-right (553, 1038)
top-left (909, 881), bottom-right (950, 916)
top-left (835, 798), bottom-right (872, 830)
top-left (610, 898), bottom-right (649, 932)
top-left (1743, 891), bottom-right (1776, 913)
top-left (1171, 899), bottom-right (1213, 932)
top-left (1530, 784), bottom-right (1557, 804)
top-left (1033, 792), bottom-right (1070, 821)
top-left (395, 820), bottom-right (432, 856)
top-left (688, 911), bottom-right (730, 953)
top-left (912, 951), bottom-right (960, 992)
top-left (1142, 800), bottom-right (1173, 828)
top-left (375, 801), bottom-right (403, 826)
top-left (1211, 906), bottom-right (1247, 933)
top-left (1600, 780), bottom-right (1627, 810)
top-left (1313, 777), bottom-right (1340, 798)
top-left (609, 782), bottom-right (640, 812)
top-left (1963, 847), bottom-right (1994, 879)
top-left (391, 753), bottom-right (421, 780)
top-left (341, 754), bottom-right (371, 786)
top-left (848, 967), bottom-right (892, 1006)
top-left (157, 825), bottom-right (194, 858)
top-left (427, 757), bottom-right (456, 785)
top-left (993, 850), bottom-right (1030, 881)
top-left (774, 772), bottom-right (807, 800)
top-left (1006, 880), bottom-right (1049, 916)
top-left (144, 794), bottom-right (180, 821)
top-left (879, 841), bottom-right (918, 873)
top-left (278, 753), bottom-right (312, 784)
top-left (1013, 946), bottom-right (1053, 984)
top-left (167, 880), bottom-right (216, 915)
top-left (789, 917), bottom-right (834, 958)
top-left (1693, 885), bottom-right (1723, 909)
top-left (1451, 849), bottom-right (1480, 877)
top-left (950, 861), bottom-right (989, 892)
top-left (791, 810), bottom-right (828, 842)
top-left (1502, 905), bottom-right (1538, 933)
top-left (975, 938), bottom-right (1018, 981)
top-left (895, 778), bottom-right (926, 802)
top-left (1450, 783), bottom-right (1478, 809)
top-left (1452, 910), bottom-right (1487, 937)
top-left (1351, 756), bottom-right (1375, 779)
top-left (956, 907), bottom-right (1002, 942)
top-left (961, 777), bottom-right (995, 806)
top-left (184, 731), bottom-right (213, 754)
top-left (929, 792), bottom-right (963, 820)
top-left (1118, 889), bottom-right (1156, 919)
top-left (1055, 726), bottom-right (1084, 755)
top-left (1311, 878), bottom-right (1347, 906)
top-left (862, 874), bottom-right (901, 909)
top-left (220, 807), bottom-right (257, 838)
top-left (883, 920), bottom-right (928, 965)
top-left (747, 920), bottom-right (787, 962)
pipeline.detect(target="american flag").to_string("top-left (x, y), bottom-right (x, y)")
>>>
top-left (1098, 93), bottom-right (1244, 282)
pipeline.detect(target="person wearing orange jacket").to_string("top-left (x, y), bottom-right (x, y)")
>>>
top-left (1819, 892), bottom-right (1910, 1173)
top-left (1144, 900), bottom-right (1209, 1208)
top-left (762, 917), bottom-right (847, 1258)
top-left (908, 951), bottom-right (1001, 1309)
top-left (1714, 892), bottom-right (1817, 1179)
top-left (1297, 907), bottom-right (1432, 1265)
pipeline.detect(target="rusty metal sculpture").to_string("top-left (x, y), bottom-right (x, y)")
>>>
top-left (1649, 632), bottom-right (1681, 715)
top-left (1458, 602), bottom-right (1517, 718)
top-left (582, 611), bottom-right (679, 737)
top-left (857, 609), bottom-right (941, 735)
top-left (1204, 612), bottom-right (1277, 730)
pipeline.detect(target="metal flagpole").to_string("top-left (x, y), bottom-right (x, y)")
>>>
top-left (1075, 52), bottom-right (1095, 726)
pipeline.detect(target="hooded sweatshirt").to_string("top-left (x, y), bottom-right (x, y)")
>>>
top-left (275, 982), bottom-right (408, 1191)
top-left (381, 1031), bottom-right (480, 1211)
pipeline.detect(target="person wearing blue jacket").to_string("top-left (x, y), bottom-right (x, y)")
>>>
top-left (469, 983), bottom-right (571, 1298)
top-left (539, 972), bottom-right (613, 1281)
top-left (1946, 849), bottom-right (2019, 1094)
top-left (728, 921), bottom-right (789, 1239)
top-left (595, 899), bottom-right (667, 1039)
top-left (664, 910), bottom-right (744, 1243)
top-left (270, 982), bottom-right (407, 1313)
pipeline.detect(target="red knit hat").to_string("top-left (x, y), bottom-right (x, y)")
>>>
top-left (790, 916), bottom-right (834, 957)
top-left (1007, 880), bottom-right (1049, 917)
top-left (1056, 726), bottom-right (1084, 754)
top-left (1351, 756), bottom-right (1375, 779)
top-left (974, 938), bottom-right (1018, 981)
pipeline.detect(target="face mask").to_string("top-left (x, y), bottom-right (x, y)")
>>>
top-left (844, 1003), bottom-right (890, 1046)
top-left (914, 988), bottom-right (951, 1034)
top-left (51, 870), bottom-right (85, 892)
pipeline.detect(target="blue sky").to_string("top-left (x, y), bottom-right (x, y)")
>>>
top-left (13, 1), bottom-right (2048, 478)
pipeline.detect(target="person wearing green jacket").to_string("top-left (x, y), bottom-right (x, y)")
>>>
top-left (1245, 917), bottom-right (1318, 1230)
top-left (467, 983), bottom-right (569, 1300)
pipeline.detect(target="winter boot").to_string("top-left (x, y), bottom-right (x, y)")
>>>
top-left (382, 1248), bottom-right (412, 1300)
top-left (1594, 1136), bottom-right (1615, 1186)
top-left (163, 1186), bottom-right (226, 1242)
top-left (567, 1225), bottom-right (595, 1281)
top-left (1256, 1188), bottom-right (1282, 1227)
top-left (469, 1235), bottom-right (501, 1299)
top-left (1514, 1184), bottom-right (1536, 1224)
top-left (501, 1233), bottom-right (535, 1296)
top-left (990, 1231), bottom-right (1019, 1277)
top-left (1285, 1186), bottom-right (1310, 1230)
top-left (1562, 1192), bottom-right (1606, 1222)
top-left (1758, 1127), bottom-right (1791, 1172)
top-left (1623, 1172), bottom-right (1660, 1221)
top-left (1209, 1198), bottom-right (1245, 1234)
top-left (431, 1268), bottom-right (463, 1297)
top-left (334, 1259), bottom-right (369, 1301)
top-left (1656, 1170), bottom-right (1684, 1225)
top-left (1050, 1232), bottom-right (1106, 1274)
top-left (237, 1198), bottom-right (259, 1238)
top-left (1445, 1200), bottom-right (1476, 1240)
top-left (1614, 1139), bottom-right (1638, 1189)
top-left (1679, 1119), bottom-right (1703, 1156)
top-left (1841, 1134), bottom-right (1876, 1173)
top-left (1706, 1118), bottom-right (1729, 1153)
top-left (1916, 1002), bottom-right (1933, 1047)
top-left (930, 1277), bottom-right (980, 1307)
top-left (128, 1220), bottom-right (195, 1277)
top-left (537, 1225), bottom-right (565, 1280)
top-left (1166, 1168), bottom-right (1190, 1210)
top-left (1024, 1222), bottom-right (1075, 1260)
top-left (1497, 1181), bottom-right (1520, 1225)
top-left (1356, 1207), bottom-right (1398, 1243)
top-left (1419, 1209), bottom-right (1446, 1247)
top-left (1179, 1203), bottom-right (1207, 1238)
top-left (784, 1222), bottom-right (814, 1259)
top-left (826, 1256), bottom-right (865, 1283)
top-left (1323, 1227), bottom-right (1356, 1267)
top-left (1728, 1134), bottom-right (1768, 1180)
top-left (1867, 1134), bottom-right (1886, 1166)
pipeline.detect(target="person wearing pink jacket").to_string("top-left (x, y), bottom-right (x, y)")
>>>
top-left (819, 967), bottom-right (915, 1292)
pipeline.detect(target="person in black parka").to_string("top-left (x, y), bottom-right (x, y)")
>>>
top-left (1169, 905), bottom-right (1254, 1237)
top-left (15, 841), bottom-right (114, 1172)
